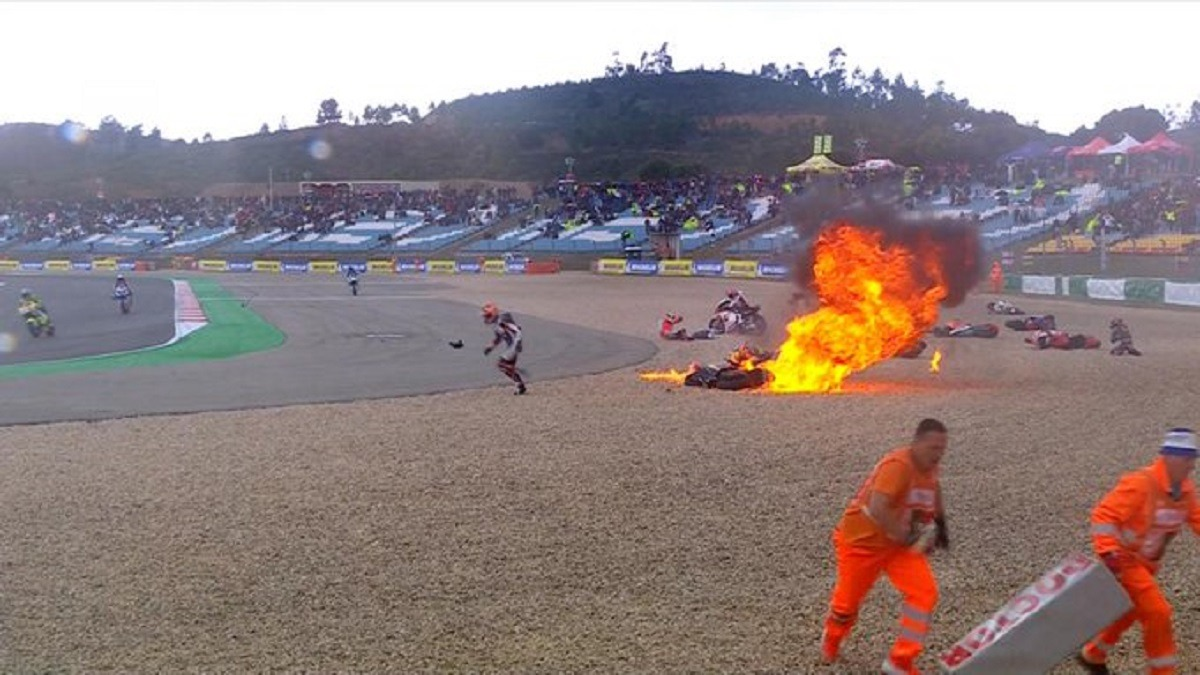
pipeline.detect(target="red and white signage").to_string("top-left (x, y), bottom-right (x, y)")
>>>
top-left (940, 552), bottom-right (1132, 673)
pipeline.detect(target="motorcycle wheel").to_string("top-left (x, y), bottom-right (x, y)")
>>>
top-left (352, 284), bottom-right (358, 296)
top-left (120, 298), bottom-right (132, 314)
top-left (27, 323), bottom-right (41, 338)
top-left (745, 314), bottom-right (767, 335)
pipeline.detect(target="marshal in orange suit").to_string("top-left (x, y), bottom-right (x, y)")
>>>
top-left (821, 418), bottom-right (950, 675)
top-left (1077, 427), bottom-right (1200, 675)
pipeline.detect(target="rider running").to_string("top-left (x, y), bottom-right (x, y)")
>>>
top-left (482, 302), bottom-right (527, 395)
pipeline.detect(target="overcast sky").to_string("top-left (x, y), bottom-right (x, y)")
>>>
top-left (2, 1), bottom-right (1197, 142)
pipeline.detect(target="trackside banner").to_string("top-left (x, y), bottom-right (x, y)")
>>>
top-left (757, 263), bottom-right (789, 279)
top-left (483, 260), bottom-right (506, 274)
top-left (658, 260), bottom-right (693, 276)
top-left (198, 259), bottom-right (227, 272)
top-left (368, 260), bottom-right (394, 273)
top-left (625, 260), bottom-right (659, 275)
top-left (227, 261), bottom-right (254, 272)
top-left (93, 259), bottom-right (118, 271)
top-left (693, 260), bottom-right (724, 276)
top-left (281, 261), bottom-right (309, 273)
top-left (427, 260), bottom-right (456, 274)
top-left (45, 260), bottom-right (70, 271)
top-left (723, 260), bottom-right (759, 278)
top-left (0, 260), bottom-right (18, 271)
top-left (596, 258), bottom-right (627, 274)
top-left (309, 260), bottom-right (338, 274)
top-left (253, 260), bottom-right (281, 273)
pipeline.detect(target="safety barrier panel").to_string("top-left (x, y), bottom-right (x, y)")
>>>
top-left (1003, 274), bottom-right (1200, 309)
top-left (253, 260), bottom-right (281, 273)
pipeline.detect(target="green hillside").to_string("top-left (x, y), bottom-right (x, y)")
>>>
top-left (0, 63), bottom-right (1124, 199)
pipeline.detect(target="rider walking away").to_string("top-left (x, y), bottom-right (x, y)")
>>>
top-left (482, 302), bottom-right (527, 395)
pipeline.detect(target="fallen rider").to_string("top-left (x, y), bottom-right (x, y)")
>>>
top-left (1025, 329), bottom-right (1101, 350)
top-left (932, 320), bottom-right (1000, 338)
top-left (1109, 318), bottom-right (1142, 356)
top-left (659, 313), bottom-right (719, 340)
top-left (986, 299), bottom-right (1025, 315)
top-left (1005, 314), bottom-right (1057, 331)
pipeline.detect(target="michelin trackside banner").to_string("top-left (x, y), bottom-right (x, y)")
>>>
top-left (591, 258), bottom-right (791, 280)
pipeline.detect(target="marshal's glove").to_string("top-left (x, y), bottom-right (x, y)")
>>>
top-left (934, 515), bottom-right (949, 550)
top-left (908, 522), bottom-right (938, 553)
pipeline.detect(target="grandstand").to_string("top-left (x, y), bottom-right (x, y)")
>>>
top-left (465, 196), bottom-right (775, 255)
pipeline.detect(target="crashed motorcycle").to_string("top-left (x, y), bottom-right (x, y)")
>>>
top-left (986, 300), bottom-right (1025, 315)
top-left (932, 322), bottom-right (1000, 338)
top-left (113, 287), bottom-right (133, 314)
top-left (708, 305), bottom-right (767, 336)
top-left (20, 301), bottom-right (55, 337)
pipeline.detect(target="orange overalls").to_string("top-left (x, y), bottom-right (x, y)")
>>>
top-left (1081, 458), bottom-right (1200, 674)
top-left (989, 261), bottom-right (1003, 294)
top-left (824, 447), bottom-right (939, 674)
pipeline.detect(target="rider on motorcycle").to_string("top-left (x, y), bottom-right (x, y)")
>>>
top-left (713, 288), bottom-right (758, 334)
top-left (19, 288), bottom-right (54, 332)
top-left (113, 274), bottom-right (132, 298)
top-left (716, 288), bottom-right (753, 315)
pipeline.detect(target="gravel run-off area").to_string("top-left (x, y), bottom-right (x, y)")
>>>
top-left (2, 272), bottom-right (1199, 673)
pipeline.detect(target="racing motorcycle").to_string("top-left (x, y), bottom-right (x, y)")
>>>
top-left (346, 270), bottom-right (361, 296)
top-left (708, 305), bottom-right (767, 336)
top-left (20, 300), bottom-right (55, 337)
top-left (113, 287), bottom-right (133, 314)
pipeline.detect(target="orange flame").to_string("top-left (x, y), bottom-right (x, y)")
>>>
top-left (638, 222), bottom-right (952, 393)
top-left (637, 366), bottom-right (696, 384)
top-left (761, 223), bottom-right (948, 393)
top-left (930, 349), bottom-right (942, 373)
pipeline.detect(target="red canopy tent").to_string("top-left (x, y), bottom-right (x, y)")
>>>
top-left (1128, 131), bottom-right (1190, 156)
top-left (1066, 136), bottom-right (1111, 157)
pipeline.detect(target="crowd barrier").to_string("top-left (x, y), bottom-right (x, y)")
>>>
top-left (1003, 273), bottom-right (1200, 308)
top-left (592, 258), bottom-right (790, 281)
top-left (0, 257), bottom-right (560, 276)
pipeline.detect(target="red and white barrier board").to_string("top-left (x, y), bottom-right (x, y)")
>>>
top-left (939, 552), bottom-right (1132, 674)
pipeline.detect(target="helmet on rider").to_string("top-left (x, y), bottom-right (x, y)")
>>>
top-left (482, 302), bottom-right (499, 324)
top-left (116, 274), bottom-right (125, 281)
top-left (726, 288), bottom-right (740, 299)
top-left (20, 288), bottom-right (32, 299)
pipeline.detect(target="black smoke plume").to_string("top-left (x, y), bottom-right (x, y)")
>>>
top-left (784, 180), bottom-right (981, 308)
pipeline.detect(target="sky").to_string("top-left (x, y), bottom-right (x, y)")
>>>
top-left (2, 1), bottom-right (1198, 142)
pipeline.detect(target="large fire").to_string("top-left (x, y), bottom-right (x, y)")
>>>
top-left (639, 220), bottom-right (963, 393)
top-left (762, 223), bottom-right (948, 392)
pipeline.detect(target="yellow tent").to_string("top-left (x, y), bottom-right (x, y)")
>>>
top-left (786, 154), bottom-right (847, 174)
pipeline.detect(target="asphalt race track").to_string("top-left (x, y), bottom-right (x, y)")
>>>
top-left (0, 275), bottom-right (175, 365)
top-left (1, 275), bottom-right (657, 426)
